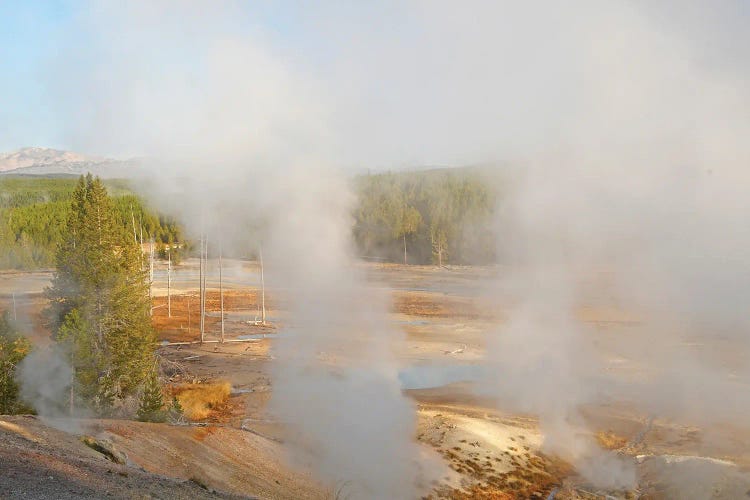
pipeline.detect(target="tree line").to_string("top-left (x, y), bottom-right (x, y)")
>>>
top-left (353, 168), bottom-right (497, 265)
top-left (1, 167), bottom-right (499, 270)
top-left (0, 176), bottom-right (182, 269)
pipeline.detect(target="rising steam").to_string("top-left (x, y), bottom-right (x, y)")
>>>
top-left (47, 3), bottom-right (421, 496)
top-left (484, 2), bottom-right (750, 488)
top-left (36, 0), bottom-right (750, 493)
top-left (17, 346), bottom-right (83, 433)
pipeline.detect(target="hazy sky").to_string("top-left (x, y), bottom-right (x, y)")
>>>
top-left (1, 1), bottom-right (748, 168)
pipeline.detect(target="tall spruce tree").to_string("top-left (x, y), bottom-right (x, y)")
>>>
top-left (48, 174), bottom-right (155, 414)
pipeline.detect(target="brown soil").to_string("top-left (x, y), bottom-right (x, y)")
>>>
top-left (393, 291), bottom-right (498, 320)
top-left (157, 341), bottom-right (273, 427)
top-left (151, 290), bottom-right (275, 342)
top-left (0, 415), bottom-right (247, 499)
top-left (5, 262), bottom-right (750, 499)
top-left (415, 401), bottom-right (570, 499)
top-left (90, 419), bottom-right (325, 499)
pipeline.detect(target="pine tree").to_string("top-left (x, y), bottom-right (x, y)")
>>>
top-left (168, 395), bottom-right (185, 424)
top-left (137, 369), bottom-right (165, 422)
top-left (48, 174), bottom-right (155, 414)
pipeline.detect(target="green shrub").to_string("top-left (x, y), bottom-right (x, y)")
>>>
top-left (0, 311), bottom-right (33, 414)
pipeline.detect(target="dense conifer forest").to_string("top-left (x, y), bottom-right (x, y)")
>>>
top-left (0, 176), bottom-right (182, 269)
top-left (0, 168), bottom-right (497, 269)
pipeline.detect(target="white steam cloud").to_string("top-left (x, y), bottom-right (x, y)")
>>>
top-left (18, 347), bottom-right (71, 416)
top-left (17, 346), bottom-right (84, 433)
top-left (48, 2), bottom-right (420, 496)
top-left (483, 0), bottom-right (750, 489)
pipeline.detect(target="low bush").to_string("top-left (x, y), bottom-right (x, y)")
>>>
top-left (172, 382), bottom-right (231, 421)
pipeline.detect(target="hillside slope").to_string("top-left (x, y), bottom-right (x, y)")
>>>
top-left (0, 415), bottom-right (324, 500)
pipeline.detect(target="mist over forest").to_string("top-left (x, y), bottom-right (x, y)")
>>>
top-left (1, 166), bottom-right (496, 269)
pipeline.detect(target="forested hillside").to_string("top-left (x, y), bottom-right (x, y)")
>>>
top-left (0, 176), bottom-right (181, 269)
top-left (353, 168), bottom-right (497, 265)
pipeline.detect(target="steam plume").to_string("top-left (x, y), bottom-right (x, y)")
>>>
top-left (36, 0), bottom-right (750, 492)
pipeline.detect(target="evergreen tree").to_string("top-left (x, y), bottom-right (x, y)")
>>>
top-left (0, 311), bottom-right (32, 414)
top-left (168, 395), bottom-right (185, 424)
top-left (47, 174), bottom-right (156, 414)
top-left (137, 368), bottom-right (165, 422)
top-left (0, 176), bottom-right (182, 270)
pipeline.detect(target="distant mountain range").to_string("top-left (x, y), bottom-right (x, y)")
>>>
top-left (0, 147), bottom-right (138, 177)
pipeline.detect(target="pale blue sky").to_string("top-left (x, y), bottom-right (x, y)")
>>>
top-left (0, 1), bottom-right (423, 158)
top-left (1, 1), bottom-right (69, 149)
top-left (0, 1), bottom-right (316, 151)
top-left (1, 1), bottom-right (748, 166)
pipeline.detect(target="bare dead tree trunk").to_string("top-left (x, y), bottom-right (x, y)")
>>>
top-left (198, 237), bottom-right (201, 337)
top-left (130, 206), bottom-right (138, 244)
top-left (403, 234), bottom-right (407, 265)
top-left (219, 243), bottom-right (224, 343)
top-left (259, 245), bottom-right (266, 325)
top-left (69, 350), bottom-right (75, 417)
top-left (203, 237), bottom-right (208, 340)
top-left (167, 250), bottom-right (171, 318)
top-left (199, 234), bottom-right (204, 344)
